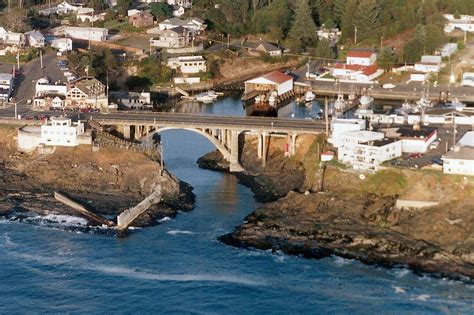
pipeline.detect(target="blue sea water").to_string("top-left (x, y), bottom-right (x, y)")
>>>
top-left (1, 97), bottom-right (473, 313)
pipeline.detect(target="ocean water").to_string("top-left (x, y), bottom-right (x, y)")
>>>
top-left (1, 97), bottom-right (473, 313)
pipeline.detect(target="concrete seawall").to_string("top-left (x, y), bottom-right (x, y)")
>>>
top-left (117, 185), bottom-right (162, 231)
top-left (395, 199), bottom-right (440, 209)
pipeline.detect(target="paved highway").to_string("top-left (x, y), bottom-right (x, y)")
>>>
top-left (87, 112), bottom-right (327, 133)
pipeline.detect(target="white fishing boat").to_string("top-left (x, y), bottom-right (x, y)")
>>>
top-left (334, 92), bottom-right (346, 117)
top-left (415, 95), bottom-right (432, 109)
top-left (359, 95), bottom-right (374, 108)
top-left (268, 91), bottom-right (277, 107)
top-left (304, 90), bottom-right (316, 102)
top-left (255, 95), bottom-right (262, 103)
top-left (195, 91), bottom-right (220, 104)
top-left (444, 98), bottom-right (466, 110)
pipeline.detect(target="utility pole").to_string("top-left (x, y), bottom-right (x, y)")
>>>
top-left (16, 48), bottom-right (20, 70)
top-left (40, 49), bottom-right (43, 69)
top-left (324, 97), bottom-right (329, 136)
top-left (354, 27), bottom-right (358, 45)
top-left (452, 112), bottom-right (456, 148)
top-left (227, 34), bottom-right (230, 48)
top-left (464, 30), bottom-right (467, 45)
top-left (380, 36), bottom-right (384, 49)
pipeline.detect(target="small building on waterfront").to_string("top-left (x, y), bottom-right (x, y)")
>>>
top-left (35, 77), bottom-right (67, 97)
top-left (167, 55), bottom-right (206, 74)
top-left (414, 55), bottom-right (442, 73)
top-left (244, 71), bottom-right (293, 96)
top-left (109, 91), bottom-right (151, 109)
top-left (442, 131), bottom-right (474, 176)
top-left (65, 77), bottom-right (108, 109)
top-left (53, 26), bottom-right (108, 42)
top-left (17, 116), bottom-right (92, 152)
top-left (346, 49), bottom-right (377, 66)
top-left (396, 126), bottom-right (437, 153)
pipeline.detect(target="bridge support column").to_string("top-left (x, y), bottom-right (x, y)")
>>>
top-left (262, 132), bottom-right (268, 167)
top-left (229, 130), bottom-right (244, 172)
top-left (289, 133), bottom-right (297, 156)
top-left (123, 125), bottom-right (131, 140)
top-left (257, 133), bottom-right (263, 159)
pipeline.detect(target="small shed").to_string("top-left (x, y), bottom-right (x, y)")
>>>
top-left (244, 71), bottom-right (293, 96)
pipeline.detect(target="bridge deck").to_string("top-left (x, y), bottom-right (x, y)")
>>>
top-left (88, 112), bottom-right (326, 134)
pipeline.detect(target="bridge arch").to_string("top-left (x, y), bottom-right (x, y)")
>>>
top-left (149, 127), bottom-right (231, 160)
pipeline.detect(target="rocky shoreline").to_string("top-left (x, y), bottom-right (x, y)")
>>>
top-left (0, 126), bottom-right (195, 231)
top-left (197, 144), bottom-right (474, 281)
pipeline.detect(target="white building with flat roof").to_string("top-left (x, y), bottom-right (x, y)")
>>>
top-left (167, 55), bottom-right (206, 74)
top-left (329, 118), bottom-right (366, 147)
top-left (51, 38), bottom-right (73, 53)
top-left (0, 73), bottom-right (13, 100)
top-left (41, 117), bottom-right (86, 147)
top-left (53, 26), bottom-right (108, 42)
top-left (442, 131), bottom-right (474, 176)
top-left (337, 130), bottom-right (402, 171)
top-left (444, 14), bottom-right (474, 33)
top-left (35, 77), bottom-right (67, 97)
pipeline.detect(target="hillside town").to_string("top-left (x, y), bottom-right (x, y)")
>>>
top-left (0, 1), bottom-right (474, 308)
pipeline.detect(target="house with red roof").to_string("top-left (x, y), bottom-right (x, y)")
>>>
top-left (244, 71), bottom-right (293, 96)
top-left (346, 49), bottom-right (377, 66)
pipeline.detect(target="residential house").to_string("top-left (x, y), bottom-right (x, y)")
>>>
top-left (127, 9), bottom-right (141, 17)
top-left (0, 27), bottom-right (24, 46)
top-left (440, 43), bottom-right (457, 57)
top-left (167, 0), bottom-right (192, 8)
top-left (332, 64), bottom-right (381, 82)
top-left (244, 71), bottom-right (293, 96)
top-left (129, 11), bottom-right (154, 28)
top-left (24, 30), bottom-right (45, 48)
top-left (249, 41), bottom-right (282, 56)
top-left (346, 49), bottom-right (377, 66)
top-left (33, 95), bottom-right (65, 109)
top-left (444, 14), bottom-right (474, 33)
top-left (337, 130), bottom-right (402, 171)
top-left (53, 26), bottom-right (108, 42)
top-left (109, 91), bottom-right (151, 109)
top-left (51, 38), bottom-right (73, 53)
top-left (167, 55), bottom-right (206, 74)
top-left (149, 26), bottom-right (191, 48)
top-left (0, 73), bottom-right (13, 101)
top-left (172, 6), bottom-right (185, 17)
top-left (414, 55), bottom-right (442, 73)
top-left (65, 77), bottom-right (108, 109)
top-left (158, 17), bottom-right (207, 34)
top-left (39, 1), bottom-right (78, 15)
top-left (442, 131), bottom-right (474, 176)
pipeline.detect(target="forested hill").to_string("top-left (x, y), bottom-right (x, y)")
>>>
top-left (193, 0), bottom-right (474, 60)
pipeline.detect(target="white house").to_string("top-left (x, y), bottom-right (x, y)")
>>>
top-left (332, 64), bottom-right (382, 82)
top-left (440, 43), bottom-right (457, 57)
top-left (158, 17), bottom-right (206, 34)
top-left (109, 91), bottom-right (151, 109)
top-left (462, 72), bottom-right (474, 87)
top-left (414, 55), bottom-right (442, 73)
top-left (149, 26), bottom-right (191, 48)
top-left (65, 76), bottom-right (108, 109)
top-left (172, 6), bottom-right (185, 17)
top-left (442, 131), bottom-right (474, 176)
top-left (34, 95), bottom-right (65, 109)
top-left (35, 77), bottom-right (67, 97)
top-left (337, 130), bottom-right (402, 171)
top-left (0, 73), bottom-right (14, 100)
top-left (346, 49), bottom-right (377, 66)
top-left (396, 126), bottom-right (437, 153)
top-left (53, 27), bottom-right (108, 42)
top-left (41, 117), bottom-right (90, 147)
top-left (244, 71), bottom-right (293, 96)
top-left (24, 30), bottom-right (45, 48)
top-left (250, 41), bottom-right (282, 56)
top-left (167, 0), bottom-right (192, 8)
top-left (51, 38), bottom-right (73, 53)
top-left (0, 27), bottom-right (24, 46)
top-left (76, 8), bottom-right (105, 23)
top-left (329, 118), bottom-right (366, 147)
top-left (444, 14), bottom-right (474, 33)
top-left (167, 55), bottom-right (206, 74)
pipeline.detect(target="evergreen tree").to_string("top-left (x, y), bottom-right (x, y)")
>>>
top-left (353, 0), bottom-right (382, 44)
top-left (288, 0), bottom-right (318, 52)
top-left (316, 39), bottom-right (334, 59)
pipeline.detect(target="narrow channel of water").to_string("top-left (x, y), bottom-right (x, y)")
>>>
top-left (0, 96), bottom-right (472, 313)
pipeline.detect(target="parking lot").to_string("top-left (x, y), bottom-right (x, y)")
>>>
top-left (384, 124), bottom-right (472, 169)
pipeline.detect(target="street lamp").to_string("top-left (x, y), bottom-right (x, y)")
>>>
top-left (219, 33), bottom-right (224, 50)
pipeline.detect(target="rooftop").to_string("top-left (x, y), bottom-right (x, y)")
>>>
top-left (443, 146), bottom-right (474, 160)
top-left (458, 131), bottom-right (474, 147)
top-left (397, 127), bottom-right (436, 139)
top-left (347, 49), bottom-right (375, 58)
top-left (334, 63), bottom-right (378, 76)
top-left (343, 130), bottom-right (385, 142)
top-left (262, 71), bottom-right (293, 84)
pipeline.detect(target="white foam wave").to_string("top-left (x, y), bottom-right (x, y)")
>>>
top-left (26, 214), bottom-right (88, 227)
top-left (412, 294), bottom-right (430, 301)
top-left (167, 230), bottom-right (195, 235)
top-left (333, 256), bottom-right (354, 266)
top-left (2, 233), bottom-right (16, 247)
top-left (394, 268), bottom-right (411, 278)
top-left (158, 216), bottom-right (171, 223)
top-left (93, 265), bottom-right (262, 286)
top-left (11, 252), bottom-right (262, 286)
top-left (393, 286), bottom-right (406, 294)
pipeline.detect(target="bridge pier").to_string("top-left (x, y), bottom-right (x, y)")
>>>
top-left (123, 125), bottom-right (131, 140)
top-left (289, 133), bottom-right (297, 156)
top-left (229, 130), bottom-right (244, 172)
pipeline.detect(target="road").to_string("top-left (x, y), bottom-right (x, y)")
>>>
top-left (0, 110), bottom-right (327, 134)
top-left (87, 112), bottom-right (326, 133)
top-left (13, 52), bottom-right (67, 105)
